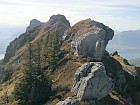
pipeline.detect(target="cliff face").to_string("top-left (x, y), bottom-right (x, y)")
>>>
top-left (71, 62), bottom-right (112, 101)
top-left (63, 19), bottom-right (114, 61)
top-left (26, 19), bottom-right (43, 32)
top-left (55, 18), bottom-right (140, 105)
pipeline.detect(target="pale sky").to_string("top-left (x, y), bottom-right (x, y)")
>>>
top-left (0, 0), bottom-right (140, 31)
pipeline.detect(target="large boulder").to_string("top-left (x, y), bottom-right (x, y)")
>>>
top-left (71, 62), bottom-right (112, 101)
top-left (63, 19), bottom-right (114, 60)
top-left (56, 97), bottom-right (80, 105)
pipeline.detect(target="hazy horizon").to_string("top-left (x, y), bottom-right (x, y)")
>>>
top-left (1, 0), bottom-right (140, 31)
top-left (1, 0), bottom-right (140, 60)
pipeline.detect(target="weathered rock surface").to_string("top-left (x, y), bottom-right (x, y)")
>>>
top-left (26, 19), bottom-right (43, 32)
top-left (43, 14), bottom-right (70, 40)
top-left (63, 19), bottom-right (114, 60)
top-left (56, 97), bottom-right (80, 105)
top-left (46, 14), bottom-right (70, 28)
top-left (71, 62), bottom-right (112, 101)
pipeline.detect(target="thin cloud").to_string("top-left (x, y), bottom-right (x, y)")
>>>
top-left (0, 0), bottom-right (140, 30)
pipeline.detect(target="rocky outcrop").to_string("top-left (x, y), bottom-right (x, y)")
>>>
top-left (3, 14), bottom-right (70, 72)
top-left (44, 14), bottom-right (70, 40)
top-left (71, 62), bottom-right (112, 101)
top-left (63, 19), bottom-right (114, 60)
top-left (46, 14), bottom-right (70, 28)
top-left (26, 19), bottom-right (43, 32)
top-left (56, 97), bottom-right (80, 105)
top-left (110, 51), bottom-right (118, 56)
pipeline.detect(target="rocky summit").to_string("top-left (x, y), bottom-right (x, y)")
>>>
top-left (63, 19), bottom-right (114, 61)
top-left (46, 14), bottom-right (70, 28)
top-left (26, 19), bottom-right (43, 32)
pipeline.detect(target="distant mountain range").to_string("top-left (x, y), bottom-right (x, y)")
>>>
top-left (107, 30), bottom-right (140, 60)
top-left (108, 30), bottom-right (140, 49)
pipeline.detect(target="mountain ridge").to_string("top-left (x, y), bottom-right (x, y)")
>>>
top-left (0, 15), bottom-right (139, 105)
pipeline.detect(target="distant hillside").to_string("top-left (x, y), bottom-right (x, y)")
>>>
top-left (107, 30), bottom-right (140, 59)
top-left (129, 58), bottom-right (140, 67)
top-left (108, 30), bottom-right (140, 49)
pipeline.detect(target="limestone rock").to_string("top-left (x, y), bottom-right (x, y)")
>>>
top-left (26, 19), bottom-right (43, 32)
top-left (71, 62), bottom-right (112, 101)
top-left (46, 14), bottom-right (70, 28)
top-left (56, 97), bottom-right (80, 105)
top-left (63, 19), bottom-right (114, 60)
top-left (44, 14), bottom-right (70, 40)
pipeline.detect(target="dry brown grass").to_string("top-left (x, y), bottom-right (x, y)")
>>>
top-left (113, 55), bottom-right (136, 71)
top-left (109, 91), bottom-right (124, 104)
top-left (46, 98), bottom-right (60, 105)
top-left (0, 73), bottom-right (22, 97)
top-left (51, 60), bottom-right (81, 90)
top-left (46, 59), bottom-right (81, 105)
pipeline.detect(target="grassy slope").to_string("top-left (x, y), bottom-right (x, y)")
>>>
top-left (0, 54), bottom-right (139, 105)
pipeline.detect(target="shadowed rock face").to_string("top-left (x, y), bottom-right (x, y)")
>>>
top-left (26, 19), bottom-right (43, 32)
top-left (63, 19), bottom-right (114, 61)
top-left (46, 14), bottom-right (70, 28)
top-left (71, 62), bottom-right (112, 101)
top-left (43, 14), bottom-right (70, 39)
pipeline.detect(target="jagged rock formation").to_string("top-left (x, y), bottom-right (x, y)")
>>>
top-left (46, 15), bottom-right (70, 29)
top-left (26, 19), bottom-right (43, 32)
top-left (3, 14), bottom-right (70, 74)
top-left (63, 19), bottom-right (114, 60)
top-left (56, 97), bottom-right (80, 105)
top-left (71, 62), bottom-right (112, 101)
top-left (44, 14), bottom-right (70, 40)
